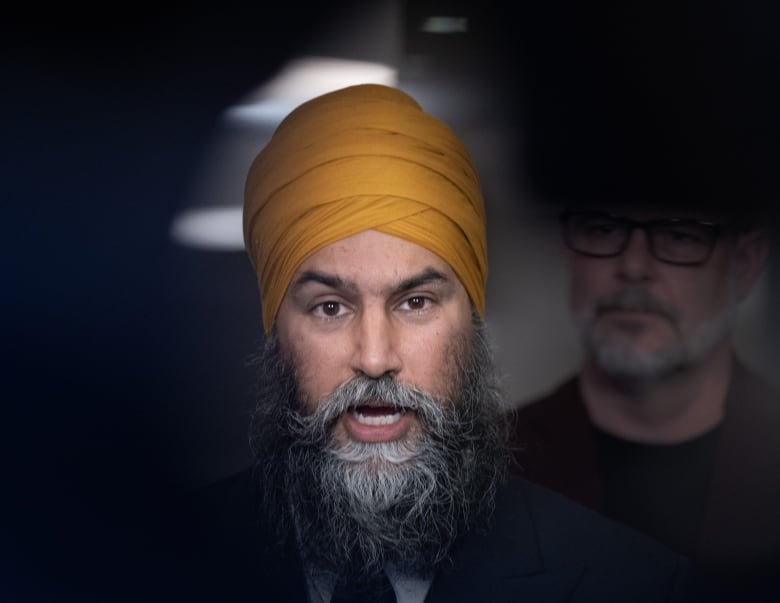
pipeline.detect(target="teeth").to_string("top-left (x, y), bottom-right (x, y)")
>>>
top-left (353, 411), bottom-right (402, 426)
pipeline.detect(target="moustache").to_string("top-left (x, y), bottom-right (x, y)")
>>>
top-left (297, 375), bottom-right (446, 436)
top-left (593, 289), bottom-right (677, 324)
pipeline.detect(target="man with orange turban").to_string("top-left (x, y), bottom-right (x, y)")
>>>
top-left (185, 84), bottom-right (698, 602)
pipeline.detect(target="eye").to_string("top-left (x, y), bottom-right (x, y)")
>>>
top-left (669, 230), bottom-right (701, 241)
top-left (312, 300), bottom-right (347, 319)
top-left (667, 229), bottom-right (701, 243)
top-left (658, 225), bottom-right (709, 246)
top-left (399, 295), bottom-right (429, 311)
top-left (584, 221), bottom-right (620, 236)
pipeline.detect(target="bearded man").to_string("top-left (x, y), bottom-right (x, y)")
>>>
top-left (183, 85), bottom-right (695, 603)
top-left (510, 203), bottom-right (780, 601)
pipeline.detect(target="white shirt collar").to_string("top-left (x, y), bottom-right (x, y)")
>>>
top-left (304, 561), bottom-right (433, 603)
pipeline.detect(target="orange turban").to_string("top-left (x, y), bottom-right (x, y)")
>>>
top-left (243, 84), bottom-right (487, 333)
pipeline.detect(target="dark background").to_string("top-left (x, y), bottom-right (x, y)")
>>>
top-left (4, 2), bottom-right (365, 598)
top-left (5, 1), bottom-right (780, 599)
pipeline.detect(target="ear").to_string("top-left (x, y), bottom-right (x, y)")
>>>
top-left (732, 230), bottom-right (769, 301)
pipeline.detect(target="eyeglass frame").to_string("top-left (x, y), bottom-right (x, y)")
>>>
top-left (558, 210), bottom-right (727, 266)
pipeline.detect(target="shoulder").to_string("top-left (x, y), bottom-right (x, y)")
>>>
top-left (729, 361), bottom-right (780, 422)
top-left (511, 478), bottom-right (675, 560)
top-left (722, 361), bottom-right (780, 469)
top-left (182, 466), bottom-right (292, 568)
top-left (440, 478), bottom-right (696, 601)
top-left (509, 375), bottom-right (582, 429)
top-left (500, 478), bottom-right (696, 600)
top-left (506, 375), bottom-right (593, 477)
top-left (177, 467), bottom-right (308, 601)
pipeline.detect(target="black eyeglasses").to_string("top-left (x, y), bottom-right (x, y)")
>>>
top-left (559, 211), bottom-right (724, 265)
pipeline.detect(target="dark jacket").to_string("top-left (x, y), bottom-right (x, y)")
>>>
top-left (174, 467), bottom-right (697, 602)
top-left (509, 359), bottom-right (780, 601)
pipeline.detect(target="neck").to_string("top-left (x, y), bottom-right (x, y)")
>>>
top-left (579, 341), bottom-right (733, 444)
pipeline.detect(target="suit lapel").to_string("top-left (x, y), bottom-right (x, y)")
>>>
top-left (426, 480), bottom-right (586, 602)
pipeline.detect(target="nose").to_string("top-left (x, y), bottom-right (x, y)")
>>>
top-left (350, 306), bottom-right (402, 379)
top-left (616, 228), bottom-right (656, 282)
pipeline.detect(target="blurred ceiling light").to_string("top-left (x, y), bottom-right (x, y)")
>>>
top-left (171, 56), bottom-right (398, 251)
top-left (224, 56), bottom-right (398, 126)
top-left (419, 16), bottom-right (468, 34)
top-left (170, 206), bottom-right (245, 251)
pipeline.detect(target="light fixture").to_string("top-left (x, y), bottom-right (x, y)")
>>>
top-left (170, 55), bottom-right (398, 251)
top-left (419, 16), bottom-right (469, 34)
top-left (169, 206), bottom-right (245, 251)
top-left (224, 56), bottom-right (398, 127)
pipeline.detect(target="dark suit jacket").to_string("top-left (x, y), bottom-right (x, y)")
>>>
top-left (509, 359), bottom-right (780, 601)
top-left (171, 467), bottom-right (697, 602)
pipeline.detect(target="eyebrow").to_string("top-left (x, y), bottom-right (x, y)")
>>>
top-left (291, 267), bottom-right (450, 296)
top-left (395, 267), bottom-right (449, 294)
top-left (293, 271), bottom-right (356, 293)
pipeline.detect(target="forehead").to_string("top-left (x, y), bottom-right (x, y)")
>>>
top-left (295, 229), bottom-right (459, 284)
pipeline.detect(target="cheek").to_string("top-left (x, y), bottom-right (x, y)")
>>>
top-left (677, 273), bottom-right (736, 325)
top-left (400, 324), bottom-right (464, 398)
top-left (280, 332), bottom-right (349, 410)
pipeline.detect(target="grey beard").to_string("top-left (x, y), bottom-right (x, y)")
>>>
top-left (247, 318), bottom-right (510, 583)
top-left (576, 287), bottom-right (737, 385)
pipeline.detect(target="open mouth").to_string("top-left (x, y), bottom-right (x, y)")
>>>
top-left (342, 402), bottom-right (415, 443)
top-left (350, 405), bottom-right (405, 426)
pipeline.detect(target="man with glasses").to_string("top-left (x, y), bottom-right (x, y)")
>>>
top-left (510, 202), bottom-right (780, 600)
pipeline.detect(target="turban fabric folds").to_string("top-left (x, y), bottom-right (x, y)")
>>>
top-left (243, 84), bottom-right (487, 333)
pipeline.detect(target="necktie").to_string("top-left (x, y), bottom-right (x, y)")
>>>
top-left (330, 572), bottom-right (397, 603)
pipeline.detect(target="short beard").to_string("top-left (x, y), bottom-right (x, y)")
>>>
top-left (575, 287), bottom-right (738, 385)
top-left (247, 317), bottom-right (510, 584)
